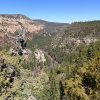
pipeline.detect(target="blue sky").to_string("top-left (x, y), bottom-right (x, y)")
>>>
top-left (0, 0), bottom-right (100, 23)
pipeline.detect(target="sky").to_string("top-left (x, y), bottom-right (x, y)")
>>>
top-left (0, 0), bottom-right (100, 23)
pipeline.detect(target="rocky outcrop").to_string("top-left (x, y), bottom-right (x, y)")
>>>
top-left (34, 49), bottom-right (46, 67)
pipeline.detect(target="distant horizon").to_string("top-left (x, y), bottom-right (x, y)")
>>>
top-left (0, 13), bottom-right (100, 24)
top-left (0, 0), bottom-right (100, 23)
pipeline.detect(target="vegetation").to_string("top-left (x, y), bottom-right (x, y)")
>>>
top-left (40, 41), bottom-right (100, 100)
top-left (0, 21), bottom-right (100, 100)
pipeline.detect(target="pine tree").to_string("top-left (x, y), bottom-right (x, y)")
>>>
top-left (49, 69), bottom-right (60, 100)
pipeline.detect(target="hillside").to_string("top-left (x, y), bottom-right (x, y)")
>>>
top-left (42, 21), bottom-right (100, 64)
top-left (33, 19), bottom-right (68, 34)
top-left (29, 20), bottom-right (68, 50)
top-left (0, 15), bottom-right (100, 100)
top-left (0, 14), bottom-right (44, 45)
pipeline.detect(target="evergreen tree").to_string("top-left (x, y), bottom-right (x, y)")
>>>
top-left (49, 69), bottom-right (60, 100)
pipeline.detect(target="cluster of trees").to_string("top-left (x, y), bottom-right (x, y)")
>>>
top-left (41, 41), bottom-right (100, 100)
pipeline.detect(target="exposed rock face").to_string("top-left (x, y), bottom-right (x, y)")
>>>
top-left (34, 49), bottom-right (46, 64)
top-left (0, 14), bottom-right (44, 44)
